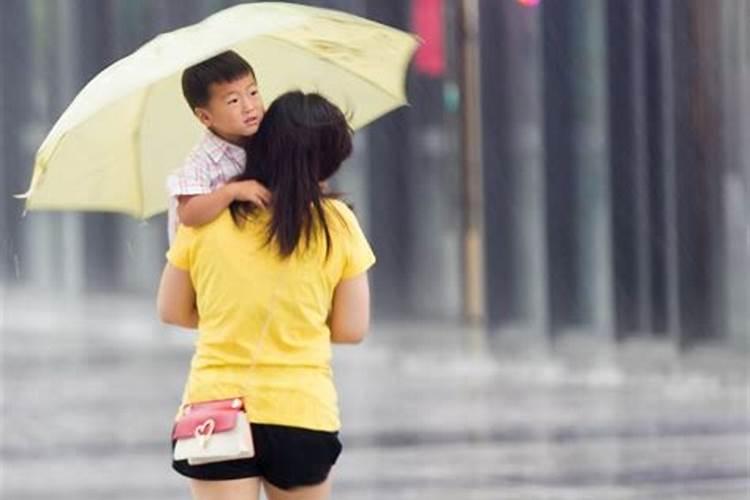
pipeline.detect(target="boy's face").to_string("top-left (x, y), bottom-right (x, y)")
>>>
top-left (195, 73), bottom-right (264, 145)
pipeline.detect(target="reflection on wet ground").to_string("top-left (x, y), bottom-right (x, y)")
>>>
top-left (2, 291), bottom-right (748, 499)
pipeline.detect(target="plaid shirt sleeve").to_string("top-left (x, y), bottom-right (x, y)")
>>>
top-left (166, 155), bottom-right (214, 197)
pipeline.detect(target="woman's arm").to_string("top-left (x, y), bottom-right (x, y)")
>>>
top-left (329, 273), bottom-right (370, 344)
top-left (157, 263), bottom-right (199, 329)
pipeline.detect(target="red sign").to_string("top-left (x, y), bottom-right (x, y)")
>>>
top-left (411, 0), bottom-right (445, 77)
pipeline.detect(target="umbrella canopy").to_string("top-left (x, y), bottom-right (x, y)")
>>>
top-left (20, 2), bottom-right (418, 218)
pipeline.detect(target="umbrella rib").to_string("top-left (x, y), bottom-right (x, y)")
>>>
top-left (132, 87), bottom-right (150, 219)
top-left (262, 32), bottom-right (418, 103)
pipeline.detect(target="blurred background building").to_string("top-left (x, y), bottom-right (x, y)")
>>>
top-left (2, 0), bottom-right (749, 349)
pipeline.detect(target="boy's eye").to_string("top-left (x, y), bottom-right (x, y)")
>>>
top-left (227, 98), bottom-right (239, 105)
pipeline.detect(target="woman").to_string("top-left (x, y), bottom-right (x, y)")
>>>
top-left (157, 91), bottom-right (375, 500)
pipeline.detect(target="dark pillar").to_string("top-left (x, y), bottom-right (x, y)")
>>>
top-left (478, 0), bottom-right (519, 331)
top-left (607, 0), bottom-right (654, 339)
top-left (542, 2), bottom-right (581, 334)
top-left (363, 0), bottom-right (413, 317)
top-left (671, 0), bottom-right (725, 345)
top-left (1, 1), bottom-right (33, 283)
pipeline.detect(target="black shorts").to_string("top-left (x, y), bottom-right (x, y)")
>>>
top-left (172, 423), bottom-right (342, 490)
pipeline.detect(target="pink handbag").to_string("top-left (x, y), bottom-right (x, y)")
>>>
top-left (172, 398), bottom-right (254, 465)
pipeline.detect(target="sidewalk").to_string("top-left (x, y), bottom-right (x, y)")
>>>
top-left (2, 289), bottom-right (749, 499)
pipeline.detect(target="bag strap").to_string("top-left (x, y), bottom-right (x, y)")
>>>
top-left (181, 269), bottom-right (287, 415)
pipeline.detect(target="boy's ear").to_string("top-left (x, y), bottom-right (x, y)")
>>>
top-left (194, 107), bottom-right (212, 127)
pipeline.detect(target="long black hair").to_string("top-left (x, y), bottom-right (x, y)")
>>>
top-left (230, 91), bottom-right (352, 258)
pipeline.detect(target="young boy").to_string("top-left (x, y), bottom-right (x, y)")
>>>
top-left (167, 50), bottom-right (270, 241)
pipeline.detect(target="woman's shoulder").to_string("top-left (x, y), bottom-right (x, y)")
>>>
top-left (323, 198), bottom-right (359, 228)
top-left (179, 209), bottom-right (238, 238)
top-left (324, 198), bottom-right (352, 214)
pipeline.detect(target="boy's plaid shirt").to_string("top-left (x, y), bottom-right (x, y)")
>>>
top-left (166, 130), bottom-right (246, 242)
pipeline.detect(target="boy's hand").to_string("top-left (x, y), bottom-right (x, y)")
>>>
top-left (230, 180), bottom-right (271, 207)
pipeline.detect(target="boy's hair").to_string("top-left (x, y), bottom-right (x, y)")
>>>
top-left (181, 50), bottom-right (256, 110)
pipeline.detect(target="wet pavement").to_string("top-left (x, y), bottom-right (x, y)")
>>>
top-left (2, 289), bottom-right (749, 499)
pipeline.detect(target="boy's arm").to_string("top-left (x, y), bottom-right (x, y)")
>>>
top-left (177, 180), bottom-right (272, 227)
top-left (177, 184), bottom-right (236, 227)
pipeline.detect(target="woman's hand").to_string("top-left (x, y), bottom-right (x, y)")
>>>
top-left (157, 263), bottom-right (199, 329)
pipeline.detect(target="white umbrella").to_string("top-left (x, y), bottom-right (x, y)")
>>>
top-left (20, 2), bottom-right (418, 218)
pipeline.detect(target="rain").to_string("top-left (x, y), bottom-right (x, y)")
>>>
top-left (1, 1), bottom-right (749, 499)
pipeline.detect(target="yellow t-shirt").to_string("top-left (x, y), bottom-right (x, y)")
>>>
top-left (166, 199), bottom-right (375, 431)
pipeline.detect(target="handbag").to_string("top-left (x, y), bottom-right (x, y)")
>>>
top-left (172, 397), bottom-right (254, 465)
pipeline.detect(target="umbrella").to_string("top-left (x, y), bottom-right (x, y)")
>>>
top-left (19, 2), bottom-right (418, 218)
